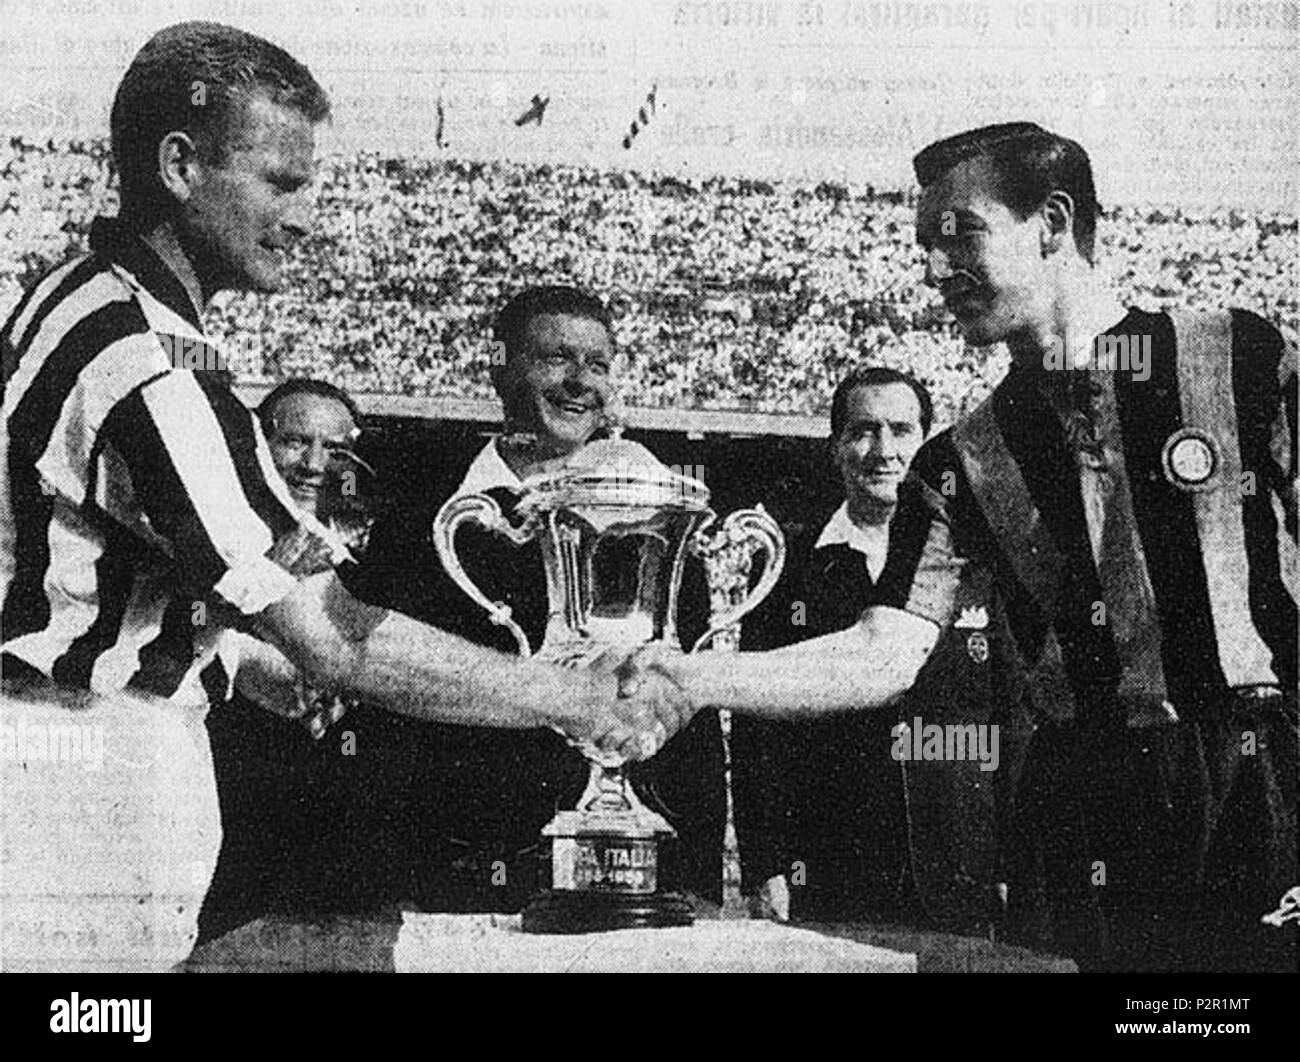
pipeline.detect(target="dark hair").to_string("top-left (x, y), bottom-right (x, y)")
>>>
top-left (829, 366), bottom-right (933, 439)
top-left (258, 378), bottom-right (359, 434)
top-left (111, 21), bottom-right (330, 224)
top-left (492, 285), bottom-right (613, 366)
top-left (913, 122), bottom-right (1100, 261)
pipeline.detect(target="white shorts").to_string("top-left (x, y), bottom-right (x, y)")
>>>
top-left (1, 684), bottom-right (222, 972)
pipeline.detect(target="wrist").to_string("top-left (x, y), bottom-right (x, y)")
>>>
top-left (671, 653), bottom-right (719, 710)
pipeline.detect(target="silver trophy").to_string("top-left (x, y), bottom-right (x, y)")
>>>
top-left (433, 434), bottom-right (784, 932)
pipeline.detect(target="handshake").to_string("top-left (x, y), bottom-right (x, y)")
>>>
top-left (545, 643), bottom-right (700, 765)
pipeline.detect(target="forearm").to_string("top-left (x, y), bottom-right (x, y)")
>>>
top-left (231, 636), bottom-right (301, 718)
top-left (673, 608), bottom-right (936, 719)
top-left (257, 572), bottom-right (605, 731)
top-left (339, 609), bottom-right (601, 729)
top-left (674, 646), bottom-right (908, 718)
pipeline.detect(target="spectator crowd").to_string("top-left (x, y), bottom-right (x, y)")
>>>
top-left (3, 136), bottom-right (1295, 430)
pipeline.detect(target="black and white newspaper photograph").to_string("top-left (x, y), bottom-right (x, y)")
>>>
top-left (0, 0), bottom-right (1295, 1035)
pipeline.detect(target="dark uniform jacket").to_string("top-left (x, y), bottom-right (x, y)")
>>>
top-left (732, 481), bottom-right (1034, 935)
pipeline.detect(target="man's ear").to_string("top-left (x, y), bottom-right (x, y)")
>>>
top-left (488, 359), bottom-right (509, 407)
top-left (827, 434), bottom-right (845, 477)
top-left (610, 348), bottom-right (628, 383)
top-left (157, 130), bottom-right (203, 206)
top-left (491, 362), bottom-right (529, 429)
top-left (1039, 190), bottom-right (1075, 256)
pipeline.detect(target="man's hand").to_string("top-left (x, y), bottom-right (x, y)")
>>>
top-left (556, 643), bottom-right (696, 763)
top-left (611, 642), bottom-right (698, 752)
top-left (748, 874), bottom-right (791, 923)
top-left (596, 669), bottom-right (689, 762)
top-left (266, 523), bottom-right (340, 577)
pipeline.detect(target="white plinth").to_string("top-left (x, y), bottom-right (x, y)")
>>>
top-left (393, 912), bottom-right (917, 973)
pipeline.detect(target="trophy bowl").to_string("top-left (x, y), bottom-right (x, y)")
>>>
top-left (434, 435), bottom-right (784, 933)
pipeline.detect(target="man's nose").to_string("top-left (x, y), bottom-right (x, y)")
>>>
top-left (924, 246), bottom-right (954, 288)
top-left (867, 429), bottom-right (898, 459)
top-left (567, 361), bottom-right (600, 393)
top-left (281, 191), bottom-right (313, 238)
top-left (303, 440), bottom-right (330, 472)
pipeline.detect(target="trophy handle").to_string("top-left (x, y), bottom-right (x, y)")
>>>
top-left (434, 495), bottom-right (627, 769)
top-left (432, 492), bottom-right (535, 658)
top-left (688, 505), bottom-right (786, 654)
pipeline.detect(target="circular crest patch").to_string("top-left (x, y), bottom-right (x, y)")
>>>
top-left (1161, 428), bottom-right (1219, 491)
top-left (966, 632), bottom-right (990, 665)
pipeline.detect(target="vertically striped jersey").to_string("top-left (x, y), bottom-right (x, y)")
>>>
top-left (1, 217), bottom-right (329, 699)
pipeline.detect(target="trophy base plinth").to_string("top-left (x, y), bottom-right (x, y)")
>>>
top-left (521, 889), bottom-right (695, 935)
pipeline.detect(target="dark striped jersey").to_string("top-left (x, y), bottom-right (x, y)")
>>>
top-left (908, 307), bottom-right (1297, 722)
top-left (1, 217), bottom-right (344, 700)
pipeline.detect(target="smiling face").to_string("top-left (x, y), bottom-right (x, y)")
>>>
top-left (915, 155), bottom-right (1052, 349)
top-left (496, 313), bottom-right (617, 458)
top-left (179, 93), bottom-right (317, 296)
top-left (832, 382), bottom-right (926, 523)
top-left (265, 391), bottom-right (359, 519)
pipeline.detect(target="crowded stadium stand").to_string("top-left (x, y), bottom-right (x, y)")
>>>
top-left (9, 134), bottom-right (1295, 510)
top-left (5, 135), bottom-right (1296, 441)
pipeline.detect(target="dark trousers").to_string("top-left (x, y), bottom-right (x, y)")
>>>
top-left (1013, 695), bottom-right (1297, 972)
top-left (781, 714), bottom-right (925, 925)
top-left (198, 696), bottom-right (431, 944)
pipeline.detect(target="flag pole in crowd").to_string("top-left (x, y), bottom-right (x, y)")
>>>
top-left (622, 84), bottom-right (657, 150)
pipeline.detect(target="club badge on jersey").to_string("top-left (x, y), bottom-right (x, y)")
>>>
top-left (1161, 426), bottom-right (1220, 491)
top-left (955, 605), bottom-right (991, 664)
